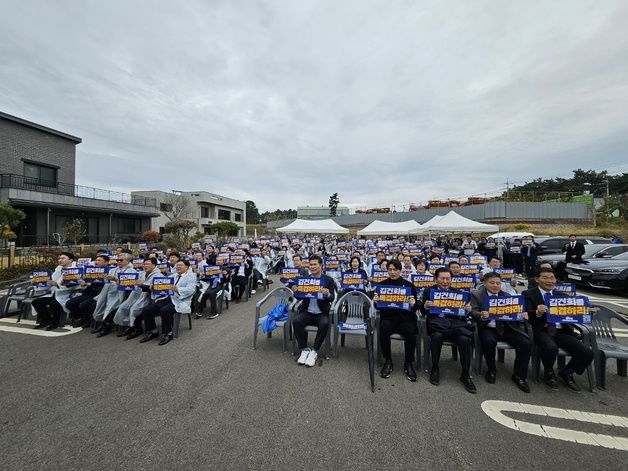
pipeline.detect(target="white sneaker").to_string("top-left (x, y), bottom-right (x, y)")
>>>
top-left (305, 350), bottom-right (318, 367)
top-left (251, 289), bottom-right (256, 294)
top-left (297, 348), bottom-right (311, 365)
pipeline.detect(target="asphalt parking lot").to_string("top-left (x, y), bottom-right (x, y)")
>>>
top-left (1, 277), bottom-right (627, 470)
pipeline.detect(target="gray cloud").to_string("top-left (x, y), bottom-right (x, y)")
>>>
top-left (1, 0), bottom-right (627, 212)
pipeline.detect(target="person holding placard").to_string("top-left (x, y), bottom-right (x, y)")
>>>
top-left (481, 256), bottom-right (517, 294)
top-left (290, 255), bottom-right (336, 367)
top-left (92, 253), bottom-right (138, 337)
top-left (32, 252), bottom-right (80, 330)
top-left (373, 259), bottom-right (419, 382)
top-left (523, 268), bottom-right (594, 392)
top-left (340, 256), bottom-right (368, 297)
top-left (114, 257), bottom-right (162, 339)
top-left (420, 267), bottom-right (476, 393)
top-left (67, 254), bottom-right (110, 328)
top-left (470, 272), bottom-right (532, 393)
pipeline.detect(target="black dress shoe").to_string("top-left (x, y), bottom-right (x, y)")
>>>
top-left (460, 376), bottom-right (477, 394)
top-left (485, 370), bottom-right (497, 384)
top-left (139, 331), bottom-right (159, 343)
top-left (512, 375), bottom-right (531, 393)
top-left (158, 334), bottom-right (173, 346)
top-left (429, 368), bottom-right (440, 385)
top-left (544, 369), bottom-right (559, 390)
top-left (380, 359), bottom-right (393, 379)
top-left (33, 323), bottom-right (49, 330)
top-left (116, 327), bottom-right (131, 337)
top-left (90, 323), bottom-right (103, 334)
top-left (45, 324), bottom-right (59, 331)
top-left (96, 325), bottom-right (111, 338)
top-left (558, 368), bottom-right (581, 392)
top-left (404, 362), bottom-right (417, 382)
top-left (126, 329), bottom-right (143, 340)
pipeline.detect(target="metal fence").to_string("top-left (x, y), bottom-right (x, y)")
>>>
top-left (0, 173), bottom-right (157, 207)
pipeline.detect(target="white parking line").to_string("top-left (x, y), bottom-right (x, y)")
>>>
top-left (482, 400), bottom-right (628, 451)
top-left (0, 318), bottom-right (82, 337)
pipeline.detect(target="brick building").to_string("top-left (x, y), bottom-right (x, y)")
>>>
top-left (0, 111), bottom-right (159, 246)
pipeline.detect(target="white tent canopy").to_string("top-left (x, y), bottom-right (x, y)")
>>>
top-left (357, 219), bottom-right (422, 236)
top-left (410, 211), bottom-right (499, 233)
top-left (276, 218), bottom-right (349, 234)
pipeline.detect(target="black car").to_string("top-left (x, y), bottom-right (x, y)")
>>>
top-left (535, 236), bottom-right (613, 255)
top-left (565, 251), bottom-right (628, 293)
top-left (537, 243), bottom-right (628, 270)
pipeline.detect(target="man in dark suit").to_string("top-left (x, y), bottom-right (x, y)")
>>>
top-left (523, 268), bottom-right (594, 392)
top-left (290, 255), bottom-right (336, 367)
top-left (373, 258), bottom-right (419, 382)
top-left (420, 267), bottom-right (476, 393)
top-left (470, 272), bottom-right (531, 392)
top-left (562, 234), bottom-right (586, 264)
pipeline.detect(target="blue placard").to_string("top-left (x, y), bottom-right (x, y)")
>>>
top-left (84, 266), bottom-right (110, 284)
top-left (509, 246), bottom-right (522, 255)
top-left (117, 272), bottom-right (140, 292)
top-left (459, 264), bottom-right (480, 275)
top-left (555, 283), bottom-right (576, 296)
top-left (483, 295), bottom-right (526, 321)
top-left (429, 290), bottom-right (469, 317)
top-left (370, 270), bottom-right (388, 286)
top-left (469, 255), bottom-right (488, 266)
top-left (61, 267), bottom-right (83, 287)
top-left (294, 277), bottom-right (323, 300)
top-left (494, 268), bottom-right (515, 281)
top-left (411, 274), bottom-right (434, 289)
top-left (152, 276), bottom-right (175, 299)
top-left (280, 268), bottom-right (300, 284)
top-left (375, 285), bottom-right (413, 311)
top-left (544, 295), bottom-right (592, 324)
top-left (341, 272), bottom-right (366, 291)
top-left (451, 275), bottom-right (477, 292)
top-left (31, 270), bottom-right (51, 288)
top-left (202, 265), bottom-right (221, 282)
top-left (428, 263), bottom-right (447, 272)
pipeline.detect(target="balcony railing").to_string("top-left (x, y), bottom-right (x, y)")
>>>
top-left (0, 174), bottom-right (157, 207)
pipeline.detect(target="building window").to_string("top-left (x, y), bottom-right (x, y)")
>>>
top-left (234, 213), bottom-right (242, 222)
top-left (218, 209), bottom-right (231, 220)
top-left (24, 162), bottom-right (57, 187)
top-left (201, 206), bottom-right (209, 218)
top-left (160, 203), bottom-right (172, 212)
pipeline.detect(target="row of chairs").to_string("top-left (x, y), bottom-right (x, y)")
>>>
top-left (252, 287), bottom-right (628, 392)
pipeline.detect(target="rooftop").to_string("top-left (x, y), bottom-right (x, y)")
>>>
top-left (0, 111), bottom-right (82, 143)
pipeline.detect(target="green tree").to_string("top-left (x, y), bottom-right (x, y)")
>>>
top-left (210, 221), bottom-right (240, 237)
top-left (246, 200), bottom-right (260, 224)
top-left (0, 203), bottom-right (26, 241)
top-left (329, 192), bottom-right (339, 217)
top-left (164, 219), bottom-right (198, 249)
top-left (259, 209), bottom-right (297, 223)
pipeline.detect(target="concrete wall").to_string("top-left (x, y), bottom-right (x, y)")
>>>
top-left (267, 201), bottom-right (591, 229)
top-left (0, 117), bottom-right (78, 185)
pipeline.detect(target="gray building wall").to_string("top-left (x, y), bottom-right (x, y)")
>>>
top-left (267, 201), bottom-right (591, 229)
top-left (132, 190), bottom-right (247, 236)
top-left (0, 113), bottom-right (80, 185)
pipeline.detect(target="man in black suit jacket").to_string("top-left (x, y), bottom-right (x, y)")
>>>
top-left (523, 268), bottom-right (594, 392)
top-left (562, 234), bottom-right (586, 264)
top-left (290, 255), bottom-right (336, 367)
top-left (470, 272), bottom-right (531, 392)
top-left (420, 267), bottom-right (476, 393)
top-left (373, 259), bottom-right (419, 382)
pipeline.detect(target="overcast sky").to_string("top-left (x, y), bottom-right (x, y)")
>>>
top-left (1, 0), bottom-right (628, 212)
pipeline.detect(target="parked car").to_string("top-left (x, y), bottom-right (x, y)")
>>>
top-left (535, 236), bottom-right (613, 255)
top-left (565, 251), bottom-right (628, 293)
top-left (537, 243), bottom-right (628, 271)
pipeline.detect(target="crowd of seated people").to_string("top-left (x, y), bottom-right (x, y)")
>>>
top-left (28, 233), bottom-right (595, 391)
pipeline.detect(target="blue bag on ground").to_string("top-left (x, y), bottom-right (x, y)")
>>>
top-left (261, 303), bottom-right (289, 334)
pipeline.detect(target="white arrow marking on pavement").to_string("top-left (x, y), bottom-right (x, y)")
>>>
top-left (0, 318), bottom-right (82, 337)
top-left (481, 400), bottom-right (628, 451)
